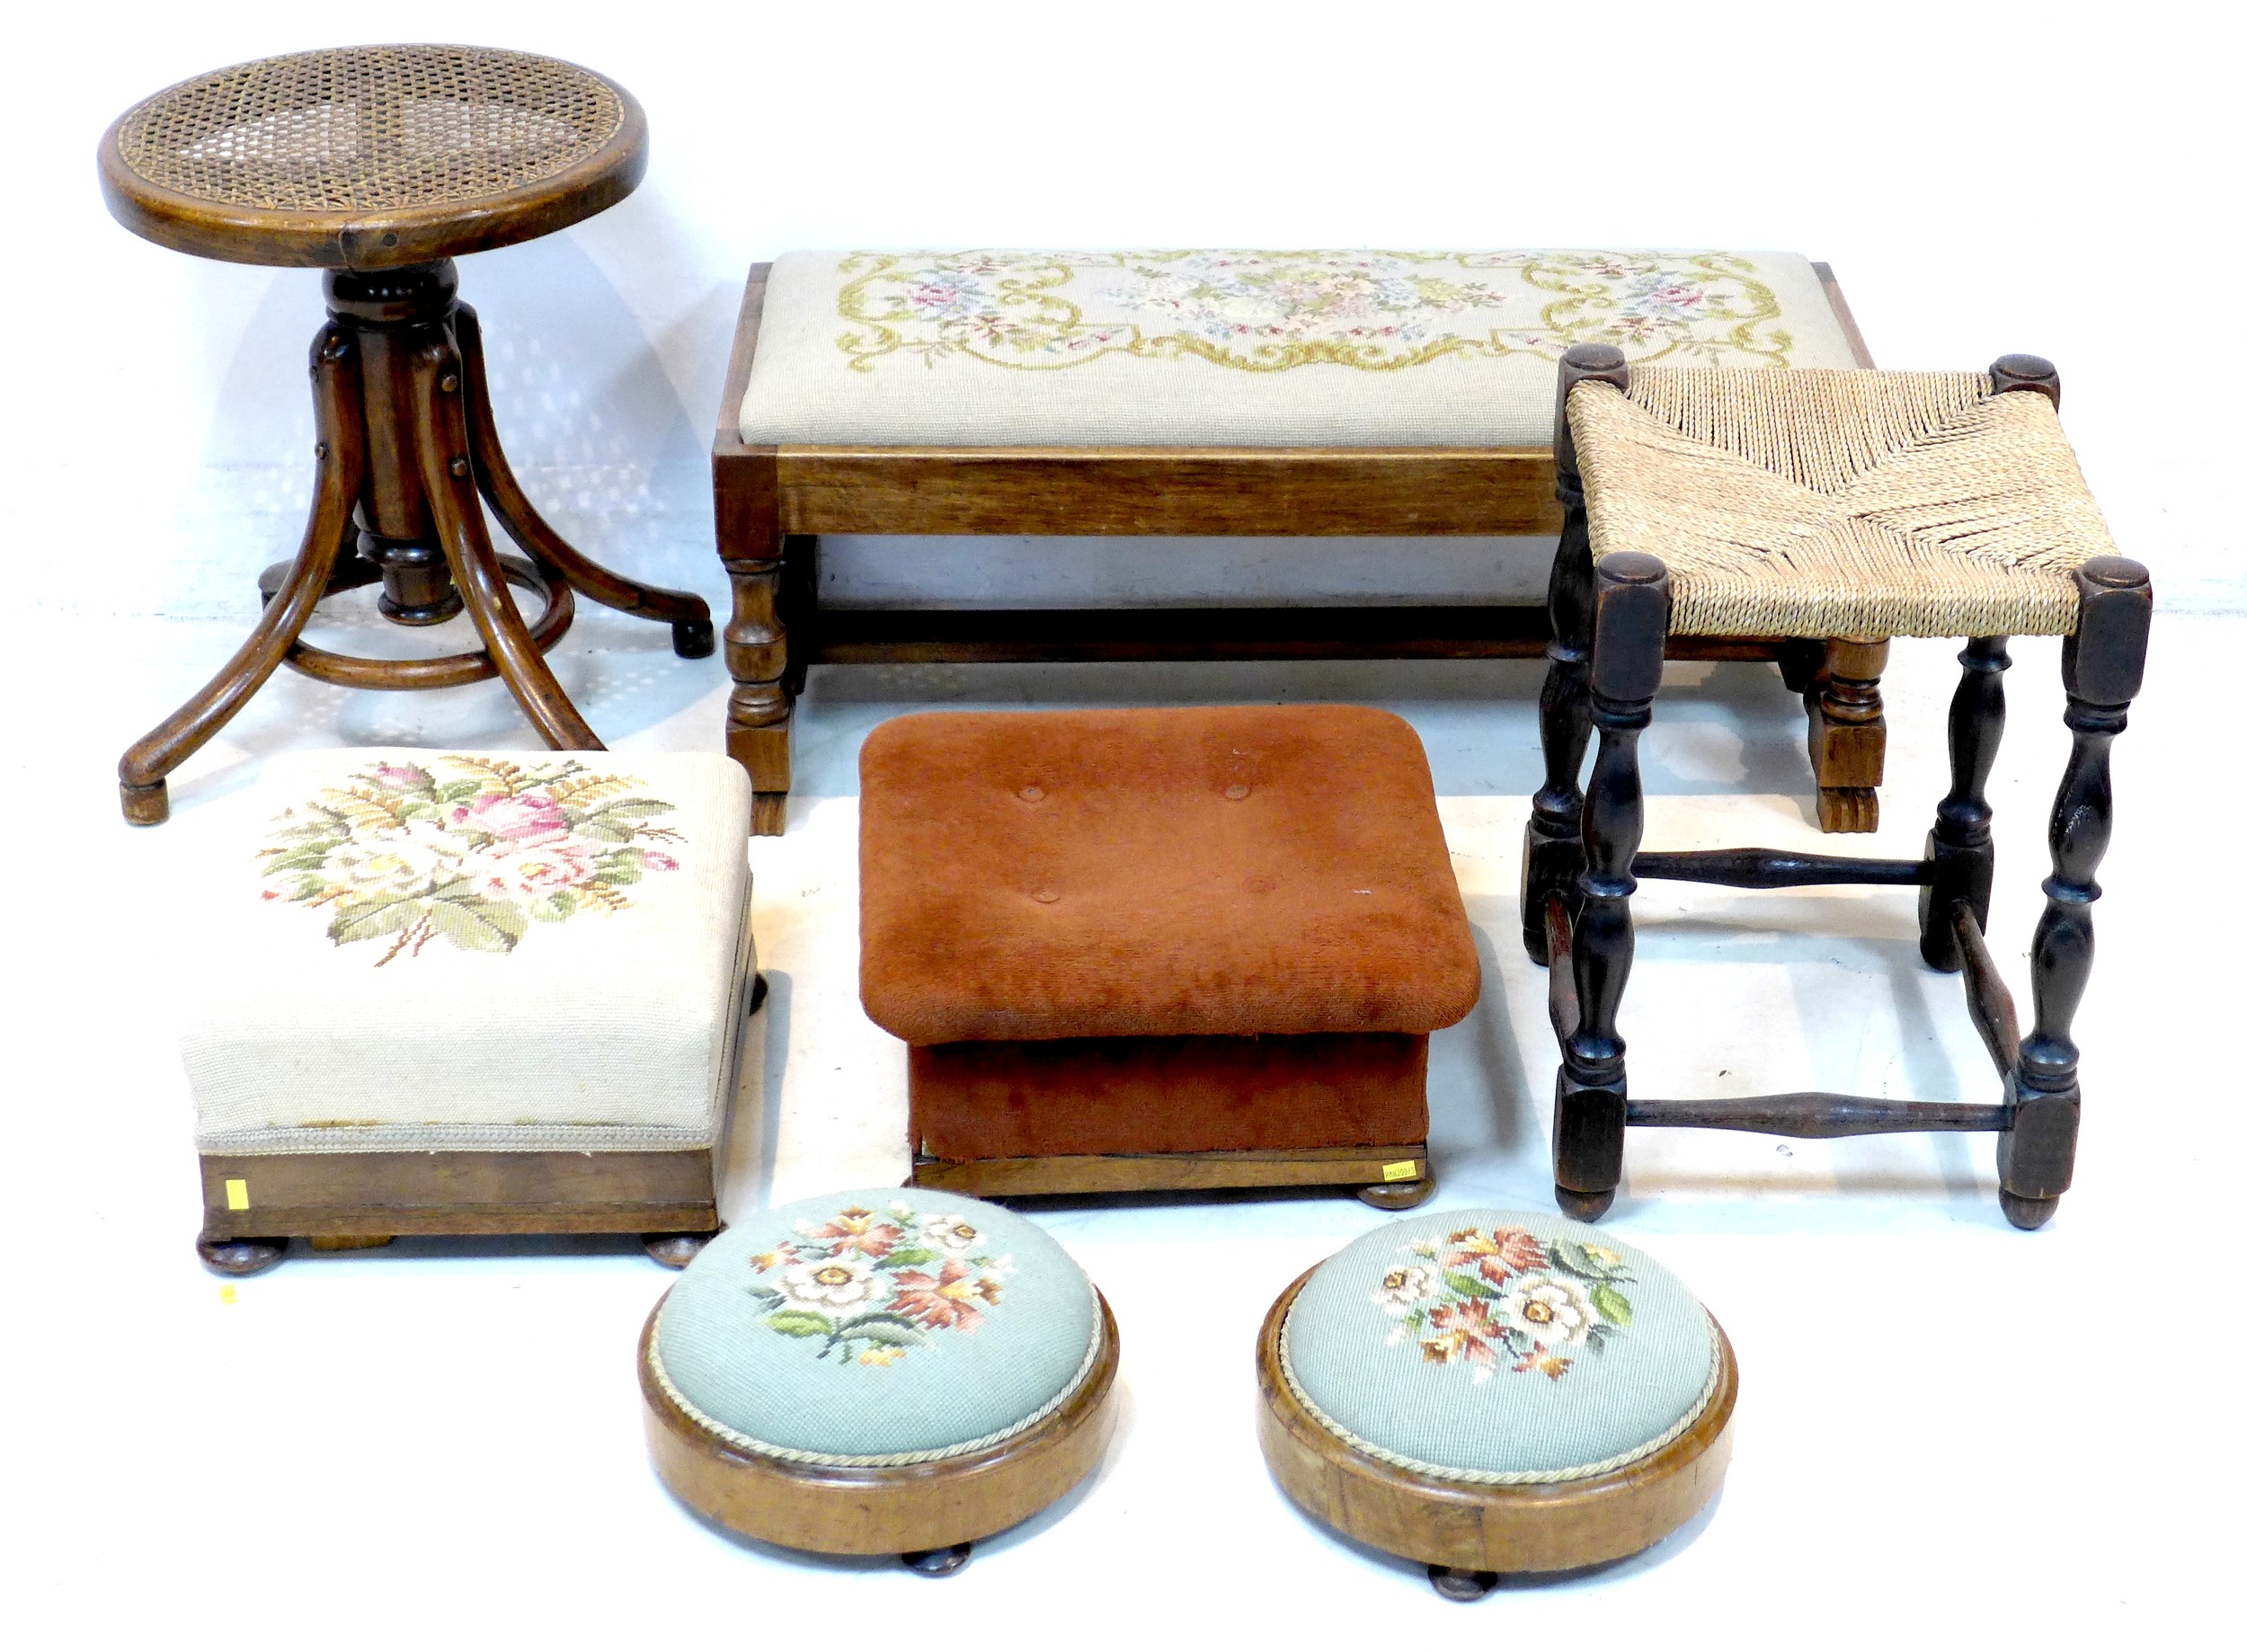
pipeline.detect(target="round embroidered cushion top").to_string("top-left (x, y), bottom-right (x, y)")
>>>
top-left (652, 1190), bottom-right (1100, 1464)
top-left (1283, 1210), bottom-right (1719, 1482)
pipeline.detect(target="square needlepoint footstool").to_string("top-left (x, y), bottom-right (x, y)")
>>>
top-left (181, 751), bottom-right (762, 1275)
top-left (859, 706), bottom-right (1480, 1207)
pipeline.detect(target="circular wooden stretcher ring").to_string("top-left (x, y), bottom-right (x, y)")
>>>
top-left (1256, 1270), bottom-right (1736, 1585)
top-left (640, 1290), bottom-right (1120, 1560)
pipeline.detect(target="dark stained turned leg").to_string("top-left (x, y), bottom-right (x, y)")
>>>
top-left (1524, 344), bottom-right (1630, 963)
top-left (1918, 637), bottom-right (2011, 971)
top-left (2000, 557), bottom-right (2151, 1230)
top-left (901, 1542), bottom-right (973, 1576)
top-left (1807, 636), bottom-right (1889, 833)
top-left (1554, 553), bottom-right (1671, 1221)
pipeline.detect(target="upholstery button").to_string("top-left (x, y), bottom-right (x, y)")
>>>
top-left (1224, 784), bottom-right (1250, 800)
top-left (1019, 786), bottom-right (1044, 802)
top-left (1032, 887), bottom-right (1061, 903)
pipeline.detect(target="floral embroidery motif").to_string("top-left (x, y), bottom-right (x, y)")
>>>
top-left (834, 251), bottom-right (1794, 375)
top-left (746, 1203), bottom-right (1015, 1367)
top-left (256, 757), bottom-right (682, 966)
top-left (1375, 1226), bottom-right (1636, 1385)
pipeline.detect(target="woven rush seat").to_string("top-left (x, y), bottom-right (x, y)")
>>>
top-left (181, 750), bottom-right (757, 1273)
top-left (640, 1188), bottom-right (1119, 1569)
top-left (858, 705), bottom-right (1480, 1204)
top-left (1568, 366), bottom-right (2119, 639)
top-left (741, 249), bottom-right (1863, 448)
top-left (1257, 1210), bottom-right (1736, 1596)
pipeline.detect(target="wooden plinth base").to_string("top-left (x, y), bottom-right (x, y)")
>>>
top-left (910, 1144), bottom-right (1433, 1209)
top-left (1256, 1272), bottom-right (1736, 1582)
top-left (197, 1145), bottom-right (722, 1275)
top-left (641, 1292), bottom-right (1120, 1559)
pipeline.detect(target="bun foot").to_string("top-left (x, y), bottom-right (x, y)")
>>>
top-left (901, 1542), bottom-right (973, 1577)
top-left (672, 616), bottom-right (715, 659)
top-left (1999, 1190), bottom-right (2059, 1230)
top-left (1357, 1177), bottom-right (1434, 1211)
top-left (644, 1230), bottom-right (719, 1269)
top-left (198, 1236), bottom-right (287, 1276)
top-left (750, 973), bottom-right (769, 1014)
top-left (1554, 1183), bottom-right (1616, 1221)
top-left (121, 778), bottom-right (170, 826)
top-left (1427, 1566), bottom-right (1500, 1602)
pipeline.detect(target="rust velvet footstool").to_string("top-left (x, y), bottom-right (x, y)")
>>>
top-left (858, 706), bottom-right (1480, 1207)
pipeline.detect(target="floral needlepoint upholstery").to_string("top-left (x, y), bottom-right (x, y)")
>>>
top-left (740, 250), bottom-right (1862, 449)
top-left (181, 751), bottom-right (756, 1154)
top-left (1283, 1211), bottom-right (1719, 1482)
top-left (650, 1190), bottom-right (1103, 1464)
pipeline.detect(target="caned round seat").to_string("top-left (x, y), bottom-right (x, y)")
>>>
top-left (640, 1188), bottom-right (1119, 1572)
top-left (1257, 1210), bottom-right (1735, 1598)
top-left (98, 44), bottom-right (646, 269)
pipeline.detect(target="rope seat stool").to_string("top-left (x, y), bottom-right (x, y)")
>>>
top-left (1523, 346), bottom-right (2152, 1230)
top-left (99, 46), bottom-right (714, 826)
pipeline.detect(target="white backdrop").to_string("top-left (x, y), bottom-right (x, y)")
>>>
top-left (6, 4), bottom-right (2241, 1648)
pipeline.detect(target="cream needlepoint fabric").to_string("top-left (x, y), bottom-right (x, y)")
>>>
top-left (1569, 369), bottom-right (2123, 639)
top-left (181, 751), bottom-right (755, 1155)
top-left (739, 249), bottom-right (1863, 449)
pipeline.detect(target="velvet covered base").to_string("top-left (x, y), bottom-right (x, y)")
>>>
top-left (908, 1032), bottom-right (1430, 1161)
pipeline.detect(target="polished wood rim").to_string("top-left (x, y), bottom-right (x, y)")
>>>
top-left (641, 1290), bottom-right (1121, 1556)
top-left (1256, 1269), bottom-right (1736, 1575)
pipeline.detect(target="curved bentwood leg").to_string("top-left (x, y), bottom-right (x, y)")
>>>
top-left (1523, 344), bottom-right (1631, 963)
top-left (411, 337), bottom-right (603, 751)
top-left (1999, 558), bottom-right (2151, 1230)
top-left (1553, 554), bottom-right (1671, 1221)
top-left (119, 325), bottom-right (367, 823)
top-left (453, 304), bottom-right (715, 658)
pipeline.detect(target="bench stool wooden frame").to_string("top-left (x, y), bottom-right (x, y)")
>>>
top-left (713, 262), bottom-right (1886, 837)
top-left (1256, 1270), bottom-right (1736, 1596)
top-left (1528, 348), bottom-right (2154, 1230)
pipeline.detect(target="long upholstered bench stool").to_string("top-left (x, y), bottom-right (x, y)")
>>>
top-left (1527, 348), bottom-right (2151, 1230)
top-left (714, 248), bottom-right (1885, 837)
top-left (181, 750), bottom-right (763, 1274)
top-left (858, 705), bottom-right (1480, 1206)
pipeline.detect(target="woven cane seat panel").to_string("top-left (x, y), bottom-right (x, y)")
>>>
top-left (180, 751), bottom-right (754, 1155)
top-left (1570, 368), bottom-right (2122, 638)
top-left (102, 46), bottom-right (643, 265)
top-left (1281, 1211), bottom-right (1719, 1482)
top-left (652, 1190), bottom-right (1102, 1464)
top-left (739, 250), bottom-right (1862, 449)
top-left (857, 705), bottom-right (1481, 1044)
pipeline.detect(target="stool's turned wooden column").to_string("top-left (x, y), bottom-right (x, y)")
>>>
top-left (1554, 552), bottom-right (1670, 1221)
top-left (1524, 344), bottom-right (1630, 963)
top-left (1999, 555), bottom-right (2151, 1230)
top-left (1919, 635), bottom-right (2010, 971)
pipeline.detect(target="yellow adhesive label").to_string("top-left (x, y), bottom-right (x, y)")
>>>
top-left (218, 1285), bottom-right (238, 1306)
top-left (224, 1178), bottom-right (250, 1212)
top-left (1381, 1160), bottom-right (1419, 1183)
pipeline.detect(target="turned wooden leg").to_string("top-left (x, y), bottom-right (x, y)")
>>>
top-left (1807, 636), bottom-right (1889, 832)
top-left (1554, 553), bottom-right (1671, 1221)
top-left (725, 546), bottom-right (794, 835)
top-left (119, 325), bottom-right (366, 823)
top-left (454, 304), bottom-right (714, 658)
top-left (1524, 344), bottom-right (1630, 962)
top-left (411, 334), bottom-right (603, 750)
top-left (1918, 637), bottom-right (2010, 970)
top-left (1999, 557), bottom-right (2150, 1230)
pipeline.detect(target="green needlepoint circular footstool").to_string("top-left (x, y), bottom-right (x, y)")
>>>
top-left (640, 1188), bottom-right (1119, 1573)
top-left (1257, 1209), bottom-right (1736, 1599)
